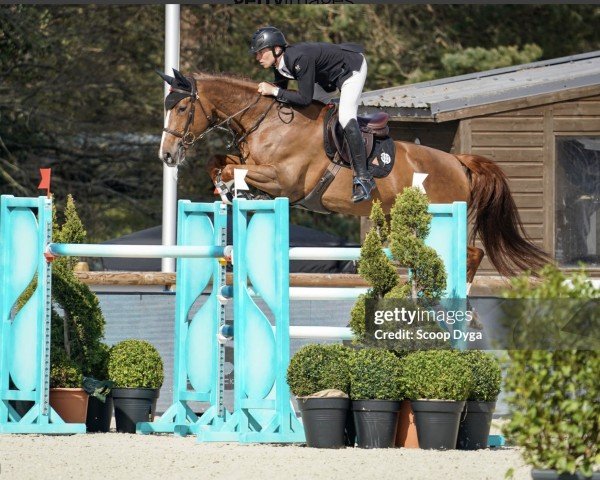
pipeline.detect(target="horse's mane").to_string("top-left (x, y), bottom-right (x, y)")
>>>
top-left (192, 72), bottom-right (257, 87)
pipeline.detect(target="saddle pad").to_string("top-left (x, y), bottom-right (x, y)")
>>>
top-left (367, 136), bottom-right (395, 179)
top-left (322, 107), bottom-right (395, 179)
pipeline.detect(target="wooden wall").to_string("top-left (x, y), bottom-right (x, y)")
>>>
top-left (452, 94), bottom-right (600, 274)
top-left (389, 121), bottom-right (459, 153)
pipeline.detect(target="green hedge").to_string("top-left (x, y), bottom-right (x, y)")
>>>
top-left (350, 348), bottom-right (403, 400)
top-left (286, 344), bottom-right (352, 397)
top-left (461, 350), bottom-right (501, 402)
top-left (401, 350), bottom-right (472, 401)
top-left (108, 339), bottom-right (164, 389)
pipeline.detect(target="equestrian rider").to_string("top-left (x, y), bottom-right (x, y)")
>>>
top-left (250, 26), bottom-right (376, 203)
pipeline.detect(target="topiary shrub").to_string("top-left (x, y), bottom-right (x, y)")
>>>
top-left (389, 187), bottom-right (447, 299)
top-left (349, 348), bottom-right (403, 401)
top-left (50, 349), bottom-right (83, 388)
top-left (17, 195), bottom-right (107, 388)
top-left (502, 266), bottom-right (599, 477)
top-left (286, 344), bottom-right (352, 397)
top-left (51, 195), bottom-right (106, 379)
top-left (401, 350), bottom-right (473, 401)
top-left (461, 350), bottom-right (501, 402)
top-left (350, 189), bottom-right (448, 349)
top-left (108, 339), bottom-right (164, 389)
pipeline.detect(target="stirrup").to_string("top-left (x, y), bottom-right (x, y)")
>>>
top-left (352, 176), bottom-right (375, 203)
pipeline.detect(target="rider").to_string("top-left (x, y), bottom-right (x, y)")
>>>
top-left (250, 26), bottom-right (376, 203)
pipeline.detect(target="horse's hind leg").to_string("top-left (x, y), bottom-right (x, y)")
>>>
top-left (467, 246), bottom-right (485, 294)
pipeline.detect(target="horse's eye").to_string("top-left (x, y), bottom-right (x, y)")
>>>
top-left (178, 104), bottom-right (187, 113)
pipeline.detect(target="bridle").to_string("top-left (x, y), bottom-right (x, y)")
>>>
top-left (162, 79), bottom-right (205, 147)
top-left (162, 76), bottom-right (279, 156)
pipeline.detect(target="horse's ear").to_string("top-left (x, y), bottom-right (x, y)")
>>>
top-left (156, 69), bottom-right (175, 86)
top-left (172, 69), bottom-right (192, 89)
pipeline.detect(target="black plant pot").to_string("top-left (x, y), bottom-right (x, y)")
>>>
top-left (345, 409), bottom-right (356, 447)
top-left (112, 388), bottom-right (158, 433)
top-left (352, 399), bottom-right (401, 449)
top-left (456, 400), bottom-right (496, 450)
top-left (531, 470), bottom-right (600, 480)
top-left (297, 397), bottom-right (350, 449)
top-left (412, 400), bottom-right (465, 450)
top-left (86, 394), bottom-right (114, 433)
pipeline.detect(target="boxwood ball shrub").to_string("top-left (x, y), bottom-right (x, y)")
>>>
top-left (350, 348), bottom-right (403, 401)
top-left (108, 339), bottom-right (164, 389)
top-left (286, 344), bottom-right (352, 397)
top-left (401, 350), bottom-right (473, 401)
top-left (461, 350), bottom-right (502, 402)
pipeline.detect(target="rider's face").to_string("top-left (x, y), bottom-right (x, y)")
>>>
top-left (255, 47), bottom-right (278, 69)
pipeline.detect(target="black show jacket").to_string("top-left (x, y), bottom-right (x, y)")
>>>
top-left (273, 42), bottom-right (364, 107)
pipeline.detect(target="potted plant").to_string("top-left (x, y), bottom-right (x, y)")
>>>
top-left (286, 343), bottom-right (352, 448)
top-left (350, 348), bottom-right (403, 449)
top-left (349, 189), bottom-right (450, 449)
top-left (401, 349), bottom-right (473, 450)
top-left (49, 349), bottom-right (87, 423)
top-left (50, 195), bottom-right (112, 425)
top-left (502, 266), bottom-right (599, 480)
top-left (456, 350), bottom-right (502, 450)
top-left (108, 339), bottom-right (164, 433)
top-left (84, 343), bottom-right (114, 433)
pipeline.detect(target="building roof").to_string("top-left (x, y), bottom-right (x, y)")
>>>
top-left (360, 51), bottom-right (600, 122)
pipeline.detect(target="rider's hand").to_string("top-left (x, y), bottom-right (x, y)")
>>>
top-left (258, 82), bottom-right (278, 97)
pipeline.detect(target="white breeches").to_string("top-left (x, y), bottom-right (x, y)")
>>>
top-left (311, 56), bottom-right (368, 128)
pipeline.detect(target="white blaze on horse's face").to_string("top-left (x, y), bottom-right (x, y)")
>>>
top-left (159, 98), bottom-right (193, 167)
top-left (158, 110), bottom-right (172, 162)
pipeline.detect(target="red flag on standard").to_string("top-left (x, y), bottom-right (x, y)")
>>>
top-left (38, 168), bottom-right (51, 191)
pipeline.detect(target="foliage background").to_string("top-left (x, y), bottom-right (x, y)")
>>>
top-left (1, 5), bottom-right (598, 242)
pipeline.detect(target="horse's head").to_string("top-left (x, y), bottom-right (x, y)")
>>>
top-left (157, 69), bottom-right (213, 166)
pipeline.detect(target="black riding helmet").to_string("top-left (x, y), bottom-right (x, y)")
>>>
top-left (249, 26), bottom-right (288, 56)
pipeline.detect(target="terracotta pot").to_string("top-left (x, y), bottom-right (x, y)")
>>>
top-left (395, 400), bottom-right (419, 448)
top-left (50, 388), bottom-right (89, 424)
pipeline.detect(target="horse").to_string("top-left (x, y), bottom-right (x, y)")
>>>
top-left (158, 69), bottom-right (551, 281)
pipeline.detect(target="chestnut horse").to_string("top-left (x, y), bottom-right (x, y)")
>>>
top-left (158, 70), bottom-right (550, 280)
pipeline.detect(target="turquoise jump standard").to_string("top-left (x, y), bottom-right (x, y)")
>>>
top-left (0, 196), bottom-right (85, 433)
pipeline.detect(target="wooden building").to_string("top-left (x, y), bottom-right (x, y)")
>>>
top-left (360, 51), bottom-right (600, 277)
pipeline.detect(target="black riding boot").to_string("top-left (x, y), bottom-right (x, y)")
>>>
top-left (344, 118), bottom-right (376, 203)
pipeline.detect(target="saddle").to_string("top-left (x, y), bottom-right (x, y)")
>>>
top-left (324, 105), bottom-right (390, 165)
top-left (291, 105), bottom-right (396, 214)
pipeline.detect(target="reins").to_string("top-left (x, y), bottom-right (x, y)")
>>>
top-left (163, 77), bottom-right (278, 154)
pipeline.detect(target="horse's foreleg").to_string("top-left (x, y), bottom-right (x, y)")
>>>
top-left (207, 154), bottom-right (242, 202)
top-left (221, 164), bottom-right (282, 198)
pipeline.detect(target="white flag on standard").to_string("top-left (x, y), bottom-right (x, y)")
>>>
top-left (412, 172), bottom-right (428, 193)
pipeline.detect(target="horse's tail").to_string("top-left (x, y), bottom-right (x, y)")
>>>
top-left (455, 154), bottom-right (552, 276)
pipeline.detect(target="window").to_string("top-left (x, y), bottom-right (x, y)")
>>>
top-left (555, 137), bottom-right (600, 267)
